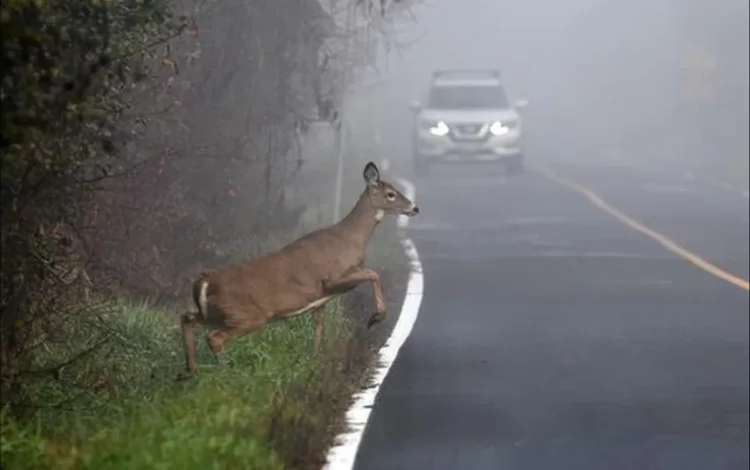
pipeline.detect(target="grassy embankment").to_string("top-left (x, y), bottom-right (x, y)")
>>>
top-left (1, 180), bottom-right (410, 470)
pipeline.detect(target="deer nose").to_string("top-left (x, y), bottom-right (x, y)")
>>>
top-left (410, 205), bottom-right (420, 215)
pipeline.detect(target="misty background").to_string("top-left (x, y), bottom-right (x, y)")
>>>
top-left (1, 0), bottom-right (747, 466)
top-left (343, 0), bottom-right (749, 187)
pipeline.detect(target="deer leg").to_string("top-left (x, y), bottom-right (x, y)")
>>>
top-left (324, 267), bottom-right (386, 328)
top-left (205, 316), bottom-right (266, 368)
top-left (206, 328), bottom-right (239, 367)
top-left (312, 306), bottom-right (326, 355)
top-left (179, 312), bottom-right (201, 378)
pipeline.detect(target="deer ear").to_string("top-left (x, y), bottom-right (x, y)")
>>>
top-left (363, 161), bottom-right (380, 185)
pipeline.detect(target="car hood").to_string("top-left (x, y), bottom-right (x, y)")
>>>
top-left (418, 108), bottom-right (520, 124)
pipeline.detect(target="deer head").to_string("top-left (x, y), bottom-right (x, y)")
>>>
top-left (362, 161), bottom-right (419, 219)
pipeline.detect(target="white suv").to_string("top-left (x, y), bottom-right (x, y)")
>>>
top-left (409, 70), bottom-right (528, 176)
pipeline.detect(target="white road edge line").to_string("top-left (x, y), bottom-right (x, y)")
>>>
top-left (323, 175), bottom-right (423, 470)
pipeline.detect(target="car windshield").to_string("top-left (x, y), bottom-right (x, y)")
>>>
top-left (427, 85), bottom-right (509, 110)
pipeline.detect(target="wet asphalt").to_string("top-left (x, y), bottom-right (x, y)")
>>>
top-left (353, 163), bottom-right (749, 470)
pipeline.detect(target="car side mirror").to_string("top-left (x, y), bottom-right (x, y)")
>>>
top-left (408, 100), bottom-right (422, 113)
top-left (514, 99), bottom-right (529, 110)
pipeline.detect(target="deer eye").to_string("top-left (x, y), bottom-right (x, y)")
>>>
top-left (385, 191), bottom-right (396, 201)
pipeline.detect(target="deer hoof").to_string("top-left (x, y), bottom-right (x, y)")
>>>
top-left (367, 312), bottom-right (385, 329)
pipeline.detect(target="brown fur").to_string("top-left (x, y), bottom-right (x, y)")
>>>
top-left (180, 162), bottom-right (418, 374)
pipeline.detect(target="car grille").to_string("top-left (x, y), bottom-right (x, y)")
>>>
top-left (451, 123), bottom-right (487, 141)
top-left (455, 124), bottom-right (482, 134)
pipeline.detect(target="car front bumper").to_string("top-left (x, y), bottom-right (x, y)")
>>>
top-left (415, 128), bottom-right (523, 163)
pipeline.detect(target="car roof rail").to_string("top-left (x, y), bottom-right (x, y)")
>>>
top-left (432, 69), bottom-right (501, 79)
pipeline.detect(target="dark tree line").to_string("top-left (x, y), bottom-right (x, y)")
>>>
top-left (0, 0), bottom-right (413, 410)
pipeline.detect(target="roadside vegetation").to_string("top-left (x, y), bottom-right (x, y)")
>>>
top-left (1, 0), bottom-right (415, 468)
top-left (1, 226), bottom-right (407, 469)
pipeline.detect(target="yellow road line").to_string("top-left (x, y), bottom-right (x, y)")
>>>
top-left (536, 167), bottom-right (750, 292)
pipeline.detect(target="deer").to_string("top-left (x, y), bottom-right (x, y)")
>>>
top-left (179, 162), bottom-right (419, 375)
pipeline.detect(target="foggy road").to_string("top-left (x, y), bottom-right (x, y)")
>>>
top-left (353, 164), bottom-right (749, 470)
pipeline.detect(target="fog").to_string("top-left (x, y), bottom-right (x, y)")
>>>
top-left (350, 0), bottom-right (749, 181)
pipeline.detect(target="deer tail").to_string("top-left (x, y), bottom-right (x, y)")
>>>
top-left (192, 275), bottom-right (210, 321)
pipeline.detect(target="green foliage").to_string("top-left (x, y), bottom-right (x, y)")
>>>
top-left (0, 1), bottom-right (410, 468)
top-left (1, 299), bottom-right (354, 469)
top-left (1, 0), bottom-right (180, 184)
top-left (0, 0), bottom-right (182, 391)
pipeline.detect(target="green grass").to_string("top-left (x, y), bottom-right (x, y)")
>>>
top-left (1, 298), bottom-right (358, 470)
top-left (1, 167), bottom-right (412, 470)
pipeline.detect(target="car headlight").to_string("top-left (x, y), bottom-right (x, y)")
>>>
top-left (489, 121), bottom-right (510, 136)
top-left (423, 120), bottom-right (449, 136)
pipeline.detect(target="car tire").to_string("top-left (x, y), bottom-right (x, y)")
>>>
top-left (505, 155), bottom-right (524, 176)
